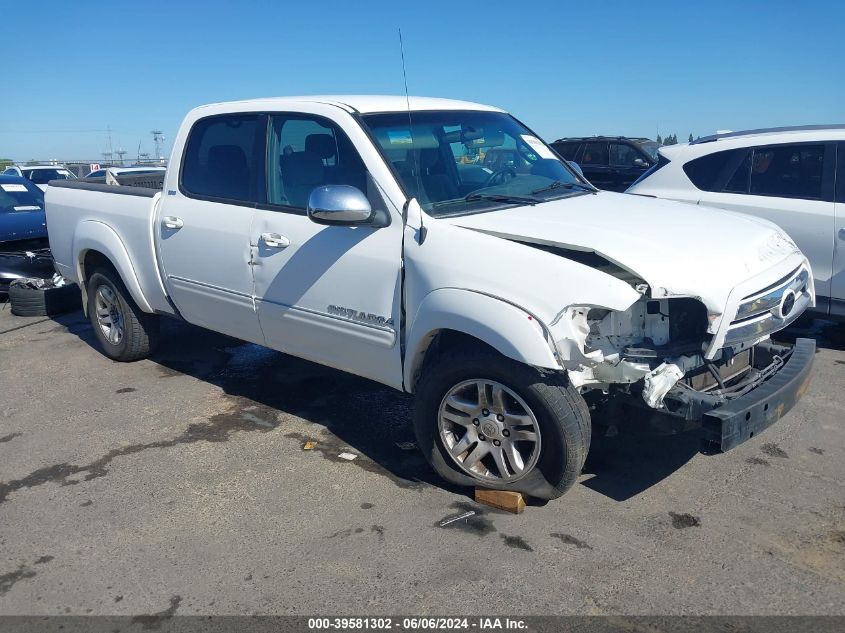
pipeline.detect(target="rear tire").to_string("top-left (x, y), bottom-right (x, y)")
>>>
top-left (413, 345), bottom-right (590, 500)
top-left (87, 268), bottom-right (159, 361)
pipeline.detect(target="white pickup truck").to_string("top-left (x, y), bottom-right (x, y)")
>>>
top-left (46, 96), bottom-right (816, 500)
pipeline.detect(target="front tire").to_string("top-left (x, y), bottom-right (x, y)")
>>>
top-left (413, 345), bottom-right (590, 500)
top-left (87, 268), bottom-right (159, 361)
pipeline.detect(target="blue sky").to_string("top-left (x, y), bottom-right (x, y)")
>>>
top-left (2, 0), bottom-right (842, 161)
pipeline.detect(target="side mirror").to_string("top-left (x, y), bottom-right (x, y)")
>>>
top-left (307, 185), bottom-right (373, 226)
top-left (633, 157), bottom-right (648, 168)
top-left (567, 161), bottom-right (584, 178)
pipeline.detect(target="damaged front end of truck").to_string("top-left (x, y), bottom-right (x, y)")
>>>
top-left (546, 252), bottom-right (816, 452)
top-left (440, 192), bottom-right (817, 452)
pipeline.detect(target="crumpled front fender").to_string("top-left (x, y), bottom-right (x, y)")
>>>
top-left (403, 288), bottom-right (559, 391)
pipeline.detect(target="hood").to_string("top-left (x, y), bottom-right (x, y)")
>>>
top-left (0, 209), bottom-right (48, 243)
top-left (440, 191), bottom-right (802, 311)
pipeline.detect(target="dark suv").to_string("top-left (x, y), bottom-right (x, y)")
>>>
top-left (550, 136), bottom-right (660, 192)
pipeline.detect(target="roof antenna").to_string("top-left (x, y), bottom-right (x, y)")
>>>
top-left (399, 28), bottom-right (426, 243)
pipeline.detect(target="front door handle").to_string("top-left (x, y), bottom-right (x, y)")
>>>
top-left (260, 232), bottom-right (290, 249)
top-left (839, 228), bottom-right (845, 241)
top-left (162, 216), bottom-right (183, 230)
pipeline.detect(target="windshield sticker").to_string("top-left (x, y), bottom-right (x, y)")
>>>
top-left (13, 205), bottom-right (42, 211)
top-left (520, 135), bottom-right (557, 160)
top-left (387, 130), bottom-right (413, 145)
top-left (1, 183), bottom-right (29, 192)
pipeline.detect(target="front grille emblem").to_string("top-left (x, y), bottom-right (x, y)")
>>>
top-left (776, 290), bottom-right (796, 320)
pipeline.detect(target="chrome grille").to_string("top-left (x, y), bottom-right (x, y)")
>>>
top-left (735, 267), bottom-right (809, 320)
top-left (723, 266), bottom-right (811, 346)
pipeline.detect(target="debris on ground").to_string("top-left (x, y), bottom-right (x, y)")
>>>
top-left (475, 488), bottom-right (526, 514)
top-left (302, 441), bottom-right (316, 451)
top-left (9, 273), bottom-right (68, 290)
top-left (438, 510), bottom-right (475, 527)
top-left (338, 452), bottom-right (357, 461)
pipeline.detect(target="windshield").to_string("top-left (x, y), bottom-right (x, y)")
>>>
top-left (0, 180), bottom-right (45, 213)
top-left (23, 168), bottom-right (76, 184)
top-left (636, 141), bottom-right (660, 162)
top-left (361, 110), bottom-right (590, 217)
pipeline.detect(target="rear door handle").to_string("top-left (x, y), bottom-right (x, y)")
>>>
top-left (162, 216), bottom-right (183, 230)
top-left (260, 232), bottom-right (290, 249)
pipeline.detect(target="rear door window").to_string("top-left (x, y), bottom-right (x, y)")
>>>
top-left (749, 144), bottom-right (825, 199)
top-left (581, 142), bottom-right (608, 166)
top-left (609, 143), bottom-right (640, 167)
top-left (181, 113), bottom-right (260, 204)
top-left (684, 143), bottom-right (828, 200)
top-left (551, 142), bottom-right (579, 160)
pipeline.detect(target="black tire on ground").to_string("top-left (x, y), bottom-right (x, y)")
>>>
top-left (413, 344), bottom-right (590, 500)
top-left (8, 283), bottom-right (82, 317)
top-left (87, 268), bottom-right (159, 361)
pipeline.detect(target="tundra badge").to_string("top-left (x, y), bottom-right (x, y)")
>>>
top-left (328, 305), bottom-right (394, 328)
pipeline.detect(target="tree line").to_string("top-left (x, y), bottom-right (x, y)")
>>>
top-left (656, 134), bottom-right (697, 146)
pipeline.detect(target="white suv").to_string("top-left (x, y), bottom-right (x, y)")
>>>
top-left (3, 164), bottom-right (78, 192)
top-left (627, 126), bottom-right (845, 318)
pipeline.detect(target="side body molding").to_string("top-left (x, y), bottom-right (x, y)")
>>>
top-left (403, 288), bottom-right (559, 392)
top-left (73, 220), bottom-right (154, 314)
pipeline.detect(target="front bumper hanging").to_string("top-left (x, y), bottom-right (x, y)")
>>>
top-left (700, 338), bottom-right (814, 451)
top-left (659, 338), bottom-right (815, 451)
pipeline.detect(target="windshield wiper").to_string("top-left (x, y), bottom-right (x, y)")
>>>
top-left (463, 192), bottom-right (542, 205)
top-left (531, 181), bottom-right (596, 195)
top-left (429, 192), bottom-right (542, 209)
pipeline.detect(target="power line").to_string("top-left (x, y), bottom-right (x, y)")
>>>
top-left (0, 129), bottom-right (118, 134)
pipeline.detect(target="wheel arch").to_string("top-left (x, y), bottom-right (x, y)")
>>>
top-left (74, 221), bottom-right (153, 315)
top-left (403, 288), bottom-right (561, 392)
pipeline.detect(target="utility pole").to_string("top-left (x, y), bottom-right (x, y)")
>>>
top-left (151, 130), bottom-right (165, 163)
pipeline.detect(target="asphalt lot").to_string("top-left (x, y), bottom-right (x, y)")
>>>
top-left (0, 304), bottom-right (843, 617)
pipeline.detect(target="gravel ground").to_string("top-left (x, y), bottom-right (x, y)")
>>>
top-left (0, 305), bottom-right (843, 617)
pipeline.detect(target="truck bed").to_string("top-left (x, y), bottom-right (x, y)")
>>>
top-left (45, 180), bottom-right (175, 315)
top-left (82, 172), bottom-right (166, 190)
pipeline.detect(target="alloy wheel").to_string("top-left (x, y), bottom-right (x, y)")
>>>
top-left (94, 285), bottom-right (124, 346)
top-left (438, 379), bottom-right (541, 482)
